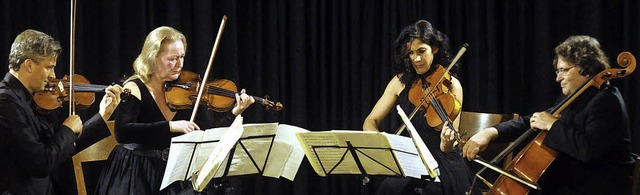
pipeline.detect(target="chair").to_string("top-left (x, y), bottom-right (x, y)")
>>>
top-left (72, 121), bottom-right (118, 195)
top-left (632, 153), bottom-right (640, 195)
top-left (458, 111), bottom-right (519, 190)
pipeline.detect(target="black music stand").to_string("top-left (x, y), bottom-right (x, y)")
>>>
top-left (312, 140), bottom-right (404, 195)
top-left (192, 133), bottom-right (277, 194)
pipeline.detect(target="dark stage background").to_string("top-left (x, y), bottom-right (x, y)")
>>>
top-left (1, 0), bottom-right (639, 194)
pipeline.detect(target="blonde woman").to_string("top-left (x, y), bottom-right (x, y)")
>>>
top-left (95, 26), bottom-right (254, 194)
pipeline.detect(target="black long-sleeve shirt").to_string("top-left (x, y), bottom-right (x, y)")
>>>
top-left (493, 86), bottom-right (633, 194)
top-left (0, 73), bottom-right (110, 194)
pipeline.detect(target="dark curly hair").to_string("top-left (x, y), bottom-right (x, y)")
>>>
top-left (553, 35), bottom-right (609, 76)
top-left (394, 20), bottom-right (453, 85)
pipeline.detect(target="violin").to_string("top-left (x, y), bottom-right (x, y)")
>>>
top-left (164, 70), bottom-right (283, 112)
top-left (34, 74), bottom-right (130, 111)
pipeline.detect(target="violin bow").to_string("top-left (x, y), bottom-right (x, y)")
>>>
top-left (395, 43), bottom-right (469, 135)
top-left (189, 15), bottom-right (228, 122)
top-left (68, 0), bottom-right (77, 116)
top-left (467, 52), bottom-right (636, 194)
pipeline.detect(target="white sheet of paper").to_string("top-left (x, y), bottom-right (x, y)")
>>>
top-left (215, 123), bottom-right (278, 177)
top-left (396, 105), bottom-right (440, 179)
top-left (383, 133), bottom-right (429, 179)
top-left (161, 132), bottom-right (199, 190)
top-left (193, 116), bottom-right (244, 192)
top-left (162, 120), bottom-right (309, 191)
top-left (262, 141), bottom-right (293, 178)
top-left (275, 124), bottom-right (308, 180)
top-left (297, 131), bottom-right (403, 177)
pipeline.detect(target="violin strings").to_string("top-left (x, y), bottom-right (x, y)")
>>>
top-left (207, 86), bottom-right (237, 98)
top-left (425, 89), bottom-right (463, 144)
top-left (207, 86), bottom-right (265, 102)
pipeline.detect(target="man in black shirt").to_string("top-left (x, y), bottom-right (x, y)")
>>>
top-left (460, 35), bottom-right (633, 194)
top-left (0, 29), bottom-right (123, 194)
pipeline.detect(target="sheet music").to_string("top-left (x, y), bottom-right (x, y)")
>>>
top-left (161, 120), bottom-right (307, 190)
top-left (214, 123), bottom-right (279, 177)
top-left (396, 105), bottom-right (440, 179)
top-left (273, 124), bottom-right (309, 180)
top-left (383, 133), bottom-right (429, 179)
top-left (296, 132), bottom-right (341, 176)
top-left (296, 131), bottom-right (402, 177)
top-left (193, 116), bottom-right (245, 192)
top-left (262, 141), bottom-right (293, 178)
top-left (161, 130), bottom-right (222, 190)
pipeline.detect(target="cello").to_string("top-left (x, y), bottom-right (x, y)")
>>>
top-left (486, 52), bottom-right (636, 194)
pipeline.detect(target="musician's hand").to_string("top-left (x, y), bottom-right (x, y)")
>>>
top-left (63, 114), bottom-right (83, 136)
top-left (99, 84), bottom-right (123, 122)
top-left (232, 89), bottom-right (255, 116)
top-left (440, 121), bottom-right (456, 152)
top-left (530, 112), bottom-right (557, 131)
top-left (169, 120), bottom-right (200, 134)
top-left (462, 127), bottom-right (497, 161)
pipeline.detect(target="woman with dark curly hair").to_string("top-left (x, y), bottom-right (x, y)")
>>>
top-left (363, 20), bottom-right (479, 195)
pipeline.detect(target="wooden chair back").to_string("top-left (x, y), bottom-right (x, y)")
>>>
top-left (72, 121), bottom-right (117, 195)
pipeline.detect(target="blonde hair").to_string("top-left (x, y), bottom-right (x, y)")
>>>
top-left (8, 29), bottom-right (61, 71)
top-left (130, 26), bottom-right (187, 82)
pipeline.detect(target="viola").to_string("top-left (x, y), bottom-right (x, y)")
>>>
top-left (408, 64), bottom-right (462, 132)
top-left (406, 64), bottom-right (464, 145)
top-left (486, 52), bottom-right (636, 194)
top-left (34, 74), bottom-right (130, 111)
top-left (395, 44), bottom-right (468, 137)
top-left (164, 70), bottom-right (283, 112)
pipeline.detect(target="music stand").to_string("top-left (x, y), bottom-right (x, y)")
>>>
top-left (297, 130), bottom-right (436, 195)
top-left (160, 120), bottom-right (291, 193)
top-left (312, 140), bottom-right (403, 195)
top-left (205, 133), bottom-right (277, 194)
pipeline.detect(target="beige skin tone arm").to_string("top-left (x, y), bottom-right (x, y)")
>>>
top-left (461, 112), bottom-right (556, 161)
top-left (364, 74), bottom-right (464, 154)
top-left (363, 76), bottom-right (404, 131)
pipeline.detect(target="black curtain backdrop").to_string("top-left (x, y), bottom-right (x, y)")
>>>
top-left (1, 0), bottom-right (639, 194)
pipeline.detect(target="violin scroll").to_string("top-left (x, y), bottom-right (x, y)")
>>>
top-left (256, 95), bottom-right (283, 111)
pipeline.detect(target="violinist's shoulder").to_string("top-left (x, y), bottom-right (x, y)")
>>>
top-left (394, 73), bottom-right (404, 79)
top-left (123, 81), bottom-right (142, 100)
top-left (390, 74), bottom-right (403, 85)
top-left (386, 74), bottom-right (404, 96)
top-left (449, 76), bottom-right (462, 89)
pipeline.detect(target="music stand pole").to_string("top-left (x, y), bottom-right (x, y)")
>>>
top-left (345, 141), bottom-right (370, 195)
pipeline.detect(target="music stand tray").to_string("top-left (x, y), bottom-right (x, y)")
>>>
top-left (296, 131), bottom-right (436, 180)
top-left (161, 116), bottom-right (306, 193)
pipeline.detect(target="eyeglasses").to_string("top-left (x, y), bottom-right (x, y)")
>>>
top-left (555, 66), bottom-right (576, 76)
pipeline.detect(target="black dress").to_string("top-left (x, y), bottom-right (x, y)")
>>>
top-left (95, 79), bottom-right (234, 195)
top-left (376, 84), bottom-right (479, 195)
